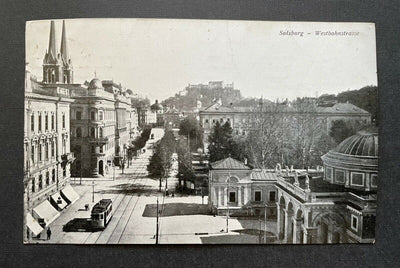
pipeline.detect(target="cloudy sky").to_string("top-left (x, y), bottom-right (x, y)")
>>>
top-left (26, 19), bottom-right (377, 102)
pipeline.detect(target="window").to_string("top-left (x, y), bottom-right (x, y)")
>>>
top-left (229, 192), bottom-right (236, 203)
top-left (38, 114), bottom-right (42, 131)
top-left (325, 166), bottom-right (333, 180)
top-left (90, 127), bottom-right (95, 138)
top-left (45, 143), bottom-right (49, 160)
top-left (255, 191), bottom-right (262, 202)
top-left (31, 145), bottom-right (35, 163)
top-left (45, 114), bottom-right (48, 130)
top-left (351, 215), bottom-right (358, 231)
top-left (212, 119), bottom-right (215, 123)
top-left (351, 172), bottom-right (364, 186)
top-left (51, 114), bottom-right (54, 130)
top-left (46, 172), bottom-right (49, 185)
top-left (38, 175), bottom-right (43, 190)
top-left (63, 166), bottom-right (66, 177)
top-left (205, 119), bottom-right (209, 123)
top-left (99, 111), bottom-right (104, 120)
top-left (62, 139), bottom-right (66, 154)
top-left (62, 114), bottom-right (65, 128)
top-left (220, 118), bottom-right (223, 123)
top-left (100, 146), bottom-right (104, 153)
top-left (371, 174), bottom-right (378, 187)
top-left (242, 130), bottom-right (246, 135)
top-left (99, 128), bottom-right (103, 138)
top-left (269, 191), bottom-right (276, 202)
top-left (335, 170), bottom-right (345, 183)
top-left (91, 111), bottom-right (95, 120)
top-left (31, 114), bottom-right (34, 131)
top-left (227, 118), bottom-right (230, 122)
top-left (38, 144), bottom-right (42, 161)
top-left (76, 127), bottom-right (82, 138)
top-left (52, 169), bottom-right (55, 182)
top-left (51, 141), bottom-right (55, 157)
top-left (31, 178), bottom-right (35, 193)
top-left (76, 111), bottom-right (82, 120)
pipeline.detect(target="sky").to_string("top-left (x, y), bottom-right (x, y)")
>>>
top-left (26, 19), bottom-right (377, 102)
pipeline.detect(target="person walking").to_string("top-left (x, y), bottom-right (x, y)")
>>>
top-left (47, 227), bottom-right (52, 240)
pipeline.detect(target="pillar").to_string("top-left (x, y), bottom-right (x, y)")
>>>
top-left (293, 219), bottom-right (302, 244)
top-left (284, 210), bottom-right (294, 243)
top-left (238, 186), bottom-right (242, 206)
top-left (276, 203), bottom-right (282, 236)
top-left (244, 185), bottom-right (248, 204)
top-left (224, 187), bottom-right (228, 206)
top-left (218, 187), bottom-right (222, 207)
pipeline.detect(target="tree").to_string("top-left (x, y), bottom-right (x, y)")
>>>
top-left (329, 119), bottom-right (362, 144)
top-left (208, 121), bottom-right (240, 163)
top-left (176, 138), bottom-right (194, 189)
top-left (178, 115), bottom-right (203, 151)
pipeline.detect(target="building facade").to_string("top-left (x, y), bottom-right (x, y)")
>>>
top-left (208, 157), bottom-right (278, 218)
top-left (275, 130), bottom-right (377, 244)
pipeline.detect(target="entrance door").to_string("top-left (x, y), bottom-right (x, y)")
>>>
top-left (99, 160), bottom-right (104, 176)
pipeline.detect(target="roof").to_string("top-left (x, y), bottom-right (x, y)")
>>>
top-left (88, 78), bottom-right (103, 90)
top-left (316, 102), bottom-right (370, 115)
top-left (91, 199), bottom-right (112, 213)
top-left (210, 157), bottom-right (251, 170)
top-left (333, 130), bottom-right (378, 157)
top-left (251, 170), bottom-right (277, 181)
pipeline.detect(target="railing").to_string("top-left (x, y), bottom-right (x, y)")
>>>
top-left (277, 176), bottom-right (308, 201)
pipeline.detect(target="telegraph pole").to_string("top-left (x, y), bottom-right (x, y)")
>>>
top-left (156, 198), bottom-right (159, 244)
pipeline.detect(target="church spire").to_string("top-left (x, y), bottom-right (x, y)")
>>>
top-left (60, 20), bottom-right (68, 64)
top-left (48, 21), bottom-right (56, 59)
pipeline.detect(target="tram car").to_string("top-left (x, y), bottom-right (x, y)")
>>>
top-left (91, 199), bottom-right (113, 229)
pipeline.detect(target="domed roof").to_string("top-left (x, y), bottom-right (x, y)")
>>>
top-left (151, 100), bottom-right (163, 111)
top-left (334, 130), bottom-right (378, 157)
top-left (88, 78), bottom-right (103, 90)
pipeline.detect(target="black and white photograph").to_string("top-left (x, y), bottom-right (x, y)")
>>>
top-left (24, 19), bottom-right (378, 244)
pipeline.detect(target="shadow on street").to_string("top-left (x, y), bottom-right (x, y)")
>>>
top-left (142, 203), bottom-right (211, 217)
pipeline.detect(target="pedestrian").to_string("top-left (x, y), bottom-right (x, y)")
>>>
top-left (47, 227), bottom-right (52, 240)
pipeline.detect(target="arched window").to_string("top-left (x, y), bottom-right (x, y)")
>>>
top-left (38, 143), bottom-right (42, 161)
top-left (38, 175), bottom-right (43, 190)
top-left (38, 114), bottom-right (42, 131)
top-left (90, 127), bottom-right (95, 138)
top-left (91, 110), bottom-right (96, 121)
top-left (99, 110), bottom-right (104, 121)
top-left (99, 128), bottom-right (103, 138)
top-left (31, 178), bottom-right (35, 193)
top-left (46, 171), bottom-right (49, 185)
top-left (31, 114), bottom-right (34, 131)
top-left (52, 169), bottom-right (56, 182)
top-left (76, 127), bottom-right (82, 138)
top-left (62, 114), bottom-right (66, 128)
top-left (45, 143), bottom-right (49, 160)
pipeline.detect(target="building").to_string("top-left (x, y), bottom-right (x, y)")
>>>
top-left (70, 78), bottom-right (117, 177)
top-left (275, 129), bottom-right (377, 244)
top-left (208, 157), bottom-right (278, 217)
top-left (151, 99), bottom-right (164, 127)
top-left (162, 106), bottom-right (183, 129)
top-left (24, 70), bottom-right (77, 241)
top-left (199, 100), bottom-right (372, 148)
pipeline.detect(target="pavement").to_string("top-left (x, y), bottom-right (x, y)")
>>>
top-left (32, 127), bottom-right (278, 244)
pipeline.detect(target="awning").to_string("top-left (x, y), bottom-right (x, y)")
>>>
top-left (60, 184), bottom-right (79, 204)
top-left (26, 213), bottom-right (43, 236)
top-left (32, 200), bottom-right (60, 226)
top-left (50, 192), bottom-right (68, 210)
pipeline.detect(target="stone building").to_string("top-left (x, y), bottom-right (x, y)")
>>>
top-left (208, 157), bottom-right (278, 217)
top-left (275, 129), bottom-right (377, 244)
top-left (24, 70), bottom-right (76, 241)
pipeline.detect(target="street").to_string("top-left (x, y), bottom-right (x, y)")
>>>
top-left (36, 128), bottom-right (276, 244)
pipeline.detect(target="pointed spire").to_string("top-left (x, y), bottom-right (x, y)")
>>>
top-left (48, 21), bottom-right (56, 59)
top-left (60, 20), bottom-right (68, 64)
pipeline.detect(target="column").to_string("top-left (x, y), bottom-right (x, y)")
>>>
top-left (238, 186), bottom-right (242, 206)
top-left (293, 219), bottom-right (302, 244)
top-left (244, 185), bottom-right (248, 204)
top-left (218, 187), bottom-right (222, 207)
top-left (284, 210), bottom-right (294, 243)
top-left (212, 186), bottom-right (217, 206)
top-left (276, 203), bottom-right (282, 237)
top-left (224, 187), bottom-right (228, 206)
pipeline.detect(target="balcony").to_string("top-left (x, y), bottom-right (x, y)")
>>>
top-left (61, 152), bottom-right (75, 163)
top-left (88, 136), bottom-right (109, 144)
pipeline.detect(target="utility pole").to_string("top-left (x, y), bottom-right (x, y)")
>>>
top-left (156, 198), bottom-right (159, 244)
top-left (264, 205), bottom-right (267, 244)
top-left (92, 180), bottom-right (95, 203)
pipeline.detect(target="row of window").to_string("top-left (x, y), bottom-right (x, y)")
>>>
top-left (30, 113), bottom-right (66, 132)
top-left (325, 166), bottom-right (378, 188)
top-left (75, 109), bottom-right (134, 122)
top-left (28, 138), bottom-right (67, 164)
top-left (227, 190), bottom-right (276, 203)
top-left (74, 127), bottom-right (104, 138)
top-left (30, 166), bottom-right (67, 193)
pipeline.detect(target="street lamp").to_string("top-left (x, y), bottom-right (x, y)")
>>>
top-left (92, 180), bottom-right (95, 203)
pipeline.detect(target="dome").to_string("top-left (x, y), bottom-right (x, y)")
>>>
top-left (151, 100), bottom-right (163, 111)
top-left (334, 130), bottom-right (378, 157)
top-left (88, 78), bottom-right (103, 90)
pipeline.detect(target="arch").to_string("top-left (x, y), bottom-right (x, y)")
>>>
top-left (226, 176), bottom-right (239, 183)
top-left (98, 160), bottom-right (104, 176)
top-left (312, 211), bottom-right (346, 244)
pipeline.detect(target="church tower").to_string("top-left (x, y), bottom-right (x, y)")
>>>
top-left (60, 20), bottom-right (73, 83)
top-left (42, 20), bottom-right (73, 84)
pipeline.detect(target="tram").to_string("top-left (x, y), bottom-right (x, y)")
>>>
top-left (91, 199), bottom-right (113, 229)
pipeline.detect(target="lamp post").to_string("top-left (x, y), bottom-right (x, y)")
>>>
top-left (264, 204), bottom-right (267, 244)
top-left (156, 197), bottom-right (159, 244)
top-left (92, 180), bottom-right (95, 203)
top-left (226, 174), bottom-right (230, 233)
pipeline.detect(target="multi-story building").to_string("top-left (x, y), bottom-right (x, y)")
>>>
top-left (24, 20), bottom-right (79, 242)
top-left (199, 100), bottom-right (371, 148)
top-left (24, 71), bottom-right (76, 241)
